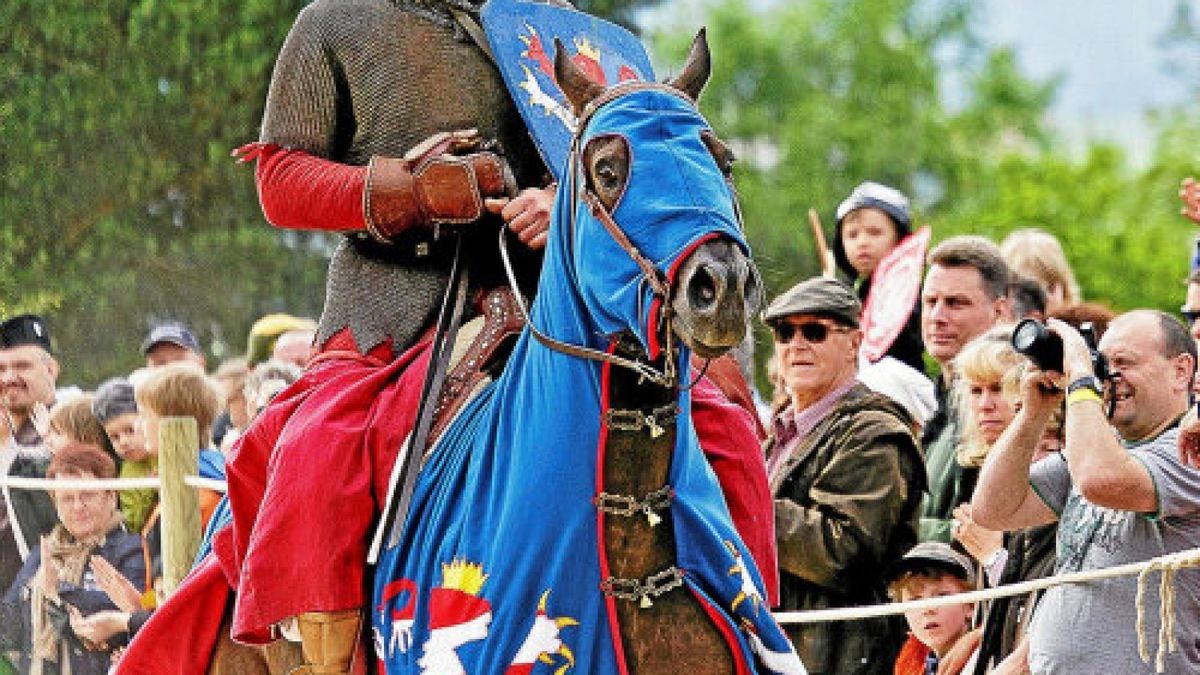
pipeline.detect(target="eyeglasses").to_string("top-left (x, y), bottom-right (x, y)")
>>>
top-left (1182, 308), bottom-right (1200, 325)
top-left (771, 320), bottom-right (851, 344)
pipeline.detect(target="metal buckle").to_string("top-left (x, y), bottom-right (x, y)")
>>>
top-left (604, 403), bottom-right (677, 437)
top-left (594, 485), bottom-right (675, 526)
top-left (600, 566), bottom-right (686, 608)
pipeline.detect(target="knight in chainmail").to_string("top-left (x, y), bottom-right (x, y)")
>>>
top-left (220, 1), bottom-right (555, 671)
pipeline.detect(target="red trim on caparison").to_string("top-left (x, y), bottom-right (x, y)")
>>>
top-left (646, 233), bottom-right (721, 360)
top-left (595, 340), bottom-right (631, 675)
top-left (689, 584), bottom-right (753, 675)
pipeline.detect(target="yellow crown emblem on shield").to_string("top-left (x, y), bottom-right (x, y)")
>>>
top-left (440, 559), bottom-right (488, 596)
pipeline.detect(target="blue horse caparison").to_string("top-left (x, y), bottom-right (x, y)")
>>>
top-left (372, 83), bottom-right (803, 674)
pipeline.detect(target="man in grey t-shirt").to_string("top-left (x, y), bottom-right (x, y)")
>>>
top-left (973, 310), bottom-right (1200, 674)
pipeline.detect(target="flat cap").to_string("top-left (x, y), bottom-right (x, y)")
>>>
top-left (763, 277), bottom-right (862, 328)
top-left (884, 542), bottom-right (976, 587)
top-left (0, 314), bottom-right (52, 353)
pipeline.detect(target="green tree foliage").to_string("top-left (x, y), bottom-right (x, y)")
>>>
top-left (2, 0), bottom-right (330, 385)
top-left (2, 0), bottom-right (660, 387)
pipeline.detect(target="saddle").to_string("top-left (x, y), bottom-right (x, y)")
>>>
top-left (428, 287), bottom-right (525, 446)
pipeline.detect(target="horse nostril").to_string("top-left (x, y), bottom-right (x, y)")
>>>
top-left (742, 264), bottom-right (762, 310)
top-left (687, 264), bottom-right (719, 311)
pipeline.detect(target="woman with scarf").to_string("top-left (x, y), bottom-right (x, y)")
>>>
top-left (0, 444), bottom-right (144, 675)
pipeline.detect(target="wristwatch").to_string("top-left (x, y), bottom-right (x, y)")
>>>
top-left (1067, 375), bottom-right (1103, 397)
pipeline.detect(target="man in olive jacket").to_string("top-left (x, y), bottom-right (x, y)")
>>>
top-left (764, 277), bottom-right (925, 674)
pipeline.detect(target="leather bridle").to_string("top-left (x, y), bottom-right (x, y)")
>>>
top-left (500, 81), bottom-right (742, 389)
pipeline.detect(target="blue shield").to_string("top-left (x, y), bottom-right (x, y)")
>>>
top-left (481, 0), bottom-right (656, 181)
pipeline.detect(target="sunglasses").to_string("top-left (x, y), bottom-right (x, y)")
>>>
top-left (771, 320), bottom-right (850, 344)
top-left (1182, 308), bottom-right (1200, 325)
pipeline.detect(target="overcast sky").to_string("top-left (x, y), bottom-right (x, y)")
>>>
top-left (981, 0), bottom-right (1196, 159)
top-left (645, 0), bottom-right (1196, 161)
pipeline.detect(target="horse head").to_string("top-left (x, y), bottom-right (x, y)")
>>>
top-left (553, 31), bottom-right (762, 362)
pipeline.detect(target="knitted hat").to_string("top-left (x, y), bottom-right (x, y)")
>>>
top-left (832, 181), bottom-right (912, 277)
top-left (92, 377), bottom-right (138, 424)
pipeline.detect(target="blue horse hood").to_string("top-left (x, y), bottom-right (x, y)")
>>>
top-left (566, 86), bottom-right (749, 357)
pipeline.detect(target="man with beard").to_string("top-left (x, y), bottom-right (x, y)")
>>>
top-left (0, 315), bottom-right (59, 594)
top-left (973, 310), bottom-right (1200, 673)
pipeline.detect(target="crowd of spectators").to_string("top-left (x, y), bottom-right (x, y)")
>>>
top-left (760, 176), bottom-right (1200, 674)
top-left (1, 178), bottom-right (1198, 675)
top-left (0, 315), bottom-right (311, 673)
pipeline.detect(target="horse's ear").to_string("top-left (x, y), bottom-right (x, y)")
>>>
top-left (555, 38), bottom-right (605, 116)
top-left (668, 28), bottom-right (711, 102)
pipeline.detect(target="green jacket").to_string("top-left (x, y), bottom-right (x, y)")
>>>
top-left (919, 377), bottom-right (976, 542)
top-left (768, 383), bottom-right (925, 675)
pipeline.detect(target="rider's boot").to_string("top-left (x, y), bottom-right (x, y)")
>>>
top-left (289, 609), bottom-right (362, 675)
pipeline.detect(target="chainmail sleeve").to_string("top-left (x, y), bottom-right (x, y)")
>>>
top-left (259, 3), bottom-right (347, 157)
top-left (256, 0), bottom-right (547, 356)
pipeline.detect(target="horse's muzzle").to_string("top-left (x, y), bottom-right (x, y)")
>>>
top-left (671, 238), bottom-right (762, 359)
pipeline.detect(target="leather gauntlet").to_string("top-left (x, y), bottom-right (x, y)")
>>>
top-left (364, 130), bottom-right (515, 242)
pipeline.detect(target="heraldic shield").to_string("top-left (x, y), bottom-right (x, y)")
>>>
top-left (481, 0), bottom-right (656, 181)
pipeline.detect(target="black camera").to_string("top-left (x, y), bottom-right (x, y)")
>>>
top-left (1011, 318), bottom-right (1109, 380)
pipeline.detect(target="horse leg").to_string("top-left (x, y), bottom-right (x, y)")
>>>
top-left (207, 607), bottom-right (274, 675)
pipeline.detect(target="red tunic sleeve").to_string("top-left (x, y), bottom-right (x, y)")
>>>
top-left (236, 143), bottom-right (366, 233)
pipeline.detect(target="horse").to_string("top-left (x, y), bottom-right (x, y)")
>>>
top-left (371, 33), bottom-right (806, 674)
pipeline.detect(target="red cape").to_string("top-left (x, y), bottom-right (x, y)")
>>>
top-left (690, 368), bottom-right (779, 606)
top-left (119, 336), bottom-right (778, 670)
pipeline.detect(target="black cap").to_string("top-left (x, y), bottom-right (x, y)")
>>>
top-left (0, 314), bottom-right (52, 353)
top-left (141, 322), bottom-right (201, 355)
top-left (884, 542), bottom-right (976, 587)
top-left (762, 277), bottom-right (862, 328)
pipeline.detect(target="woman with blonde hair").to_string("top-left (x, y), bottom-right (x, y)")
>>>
top-left (953, 327), bottom-right (1024, 472)
top-left (950, 326), bottom-right (1064, 673)
top-left (1000, 229), bottom-right (1081, 312)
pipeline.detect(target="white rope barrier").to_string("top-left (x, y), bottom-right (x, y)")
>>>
top-left (0, 475), bottom-right (228, 493)
top-left (4, 474), bottom-right (1196, 669)
top-left (774, 547), bottom-right (1200, 624)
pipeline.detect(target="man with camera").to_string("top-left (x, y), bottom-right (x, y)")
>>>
top-left (973, 310), bottom-right (1200, 673)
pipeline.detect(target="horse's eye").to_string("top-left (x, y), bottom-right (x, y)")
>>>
top-left (596, 160), bottom-right (621, 190)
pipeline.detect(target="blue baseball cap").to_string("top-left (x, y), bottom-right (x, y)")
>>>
top-left (141, 323), bottom-right (201, 355)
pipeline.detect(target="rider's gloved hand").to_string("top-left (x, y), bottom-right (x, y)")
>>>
top-left (364, 129), bottom-right (516, 242)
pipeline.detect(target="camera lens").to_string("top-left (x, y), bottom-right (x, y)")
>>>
top-left (1011, 320), bottom-right (1041, 353)
top-left (1011, 318), bottom-right (1064, 372)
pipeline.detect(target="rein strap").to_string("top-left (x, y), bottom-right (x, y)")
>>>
top-left (497, 225), bottom-right (674, 387)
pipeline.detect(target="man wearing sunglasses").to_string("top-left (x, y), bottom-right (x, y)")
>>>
top-left (763, 277), bottom-right (925, 674)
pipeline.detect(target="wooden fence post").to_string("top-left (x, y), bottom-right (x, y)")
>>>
top-left (158, 416), bottom-right (200, 599)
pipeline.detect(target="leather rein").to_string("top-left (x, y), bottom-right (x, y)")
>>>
top-left (498, 82), bottom-right (706, 389)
